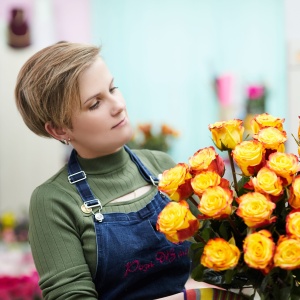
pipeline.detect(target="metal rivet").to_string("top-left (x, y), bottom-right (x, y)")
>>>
top-left (95, 212), bottom-right (104, 222)
top-left (81, 204), bottom-right (92, 214)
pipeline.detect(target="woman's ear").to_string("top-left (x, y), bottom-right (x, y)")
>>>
top-left (45, 121), bottom-right (69, 142)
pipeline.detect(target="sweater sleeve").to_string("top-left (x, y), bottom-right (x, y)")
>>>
top-left (29, 183), bottom-right (98, 300)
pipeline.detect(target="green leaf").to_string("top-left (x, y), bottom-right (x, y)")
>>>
top-left (236, 176), bottom-right (251, 196)
top-left (224, 269), bottom-right (235, 284)
top-left (291, 284), bottom-right (300, 297)
top-left (219, 221), bottom-right (229, 240)
top-left (279, 287), bottom-right (292, 300)
top-left (191, 264), bottom-right (206, 281)
top-left (189, 242), bottom-right (204, 270)
top-left (199, 226), bottom-right (216, 242)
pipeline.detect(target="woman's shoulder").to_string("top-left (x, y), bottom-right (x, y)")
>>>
top-left (34, 164), bottom-right (68, 190)
top-left (30, 164), bottom-right (79, 207)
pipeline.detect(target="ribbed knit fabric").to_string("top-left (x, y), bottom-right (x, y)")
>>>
top-left (28, 147), bottom-right (175, 300)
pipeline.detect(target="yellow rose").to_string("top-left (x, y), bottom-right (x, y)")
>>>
top-left (243, 230), bottom-right (275, 274)
top-left (274, 236), bottom-right (300, 270)
top-left (267, 152), bottom-right (299, 186)
top-left (251, 113), bottom-right (284, 134)
top-left (236, 192), bottom-right (276, 228)
top-left (158, 163), bottom-right (193, 201)
top-left (299, 116), bottom-right (300, 140)
top-left (288, 175), bottom-right (300, 209)
top-left (251, 167), bottom-right (283, 197)
top-left (253, 127), bottom-right (286, 152)
top-left (198, 186), bottom-right (233, 219)
top-left (232, 140), bottom-right (265, 176)
top-left (208, 119), bottom-right (244, 151)
top-left (288, 176), bottom-right (300, 209)
top-left (156, 200), bottom-right (200, 243)
top-left (191, 171), bottom-right (221, 196)
top-left (298, 116), bottom-right (300, 155)
top-left (286, 210), bottom-right (300, 239)
top-left (201, 238), bottom-right (240, 271)
top-left (189, 146), bottom-right (225, 177)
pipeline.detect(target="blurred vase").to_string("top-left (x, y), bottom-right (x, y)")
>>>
top-left (7, 8), bottom-right (31, 48)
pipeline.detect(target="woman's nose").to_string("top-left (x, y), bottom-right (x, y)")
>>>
top-left (111, 96), bottom-right (125, 116)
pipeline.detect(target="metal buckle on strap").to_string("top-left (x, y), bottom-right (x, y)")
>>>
top-left (149, 176), bottom-right (159, 186)
top-left (68, 171), bottom-right (86, 184)
top-left (84, 199), bottom-right (102, 209)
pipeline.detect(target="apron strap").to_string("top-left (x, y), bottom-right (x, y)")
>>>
top-left (124, 145), bottom-right (159, 185)
top-left (67, 146), bottom-right (160, 221)
top-left (68, 149), bottom-right (101, 208)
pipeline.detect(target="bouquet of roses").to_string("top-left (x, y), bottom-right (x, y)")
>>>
top-left (156, 113), bottom-right (300, 300)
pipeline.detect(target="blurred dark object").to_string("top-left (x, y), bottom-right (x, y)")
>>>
top-left (7, 8), bottom-right (31, 48)
top-left (245, 85), bottom-right (266, 115)
top-left (243, 85), bottom-right (267, 138)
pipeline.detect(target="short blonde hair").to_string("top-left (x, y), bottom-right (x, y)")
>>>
top-left (15, 41), bottom-right (100, 137)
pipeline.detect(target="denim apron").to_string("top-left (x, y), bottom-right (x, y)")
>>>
top-left (68, 146), bottom-right (191, 300)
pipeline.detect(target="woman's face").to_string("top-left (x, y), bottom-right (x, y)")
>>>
top-left (66, 56), bottom-right (133, 158)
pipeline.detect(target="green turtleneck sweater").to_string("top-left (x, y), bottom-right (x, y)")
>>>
top-left (29, 147), bottom-right (176, 300)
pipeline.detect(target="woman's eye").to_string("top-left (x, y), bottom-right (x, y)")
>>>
top-left (89, 101), bottom-right (100, 110)
top-left (110, 86), bottom-right (118, 93)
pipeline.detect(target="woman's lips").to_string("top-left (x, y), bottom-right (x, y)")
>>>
top-left (112, 117), bottom-right (126, 129)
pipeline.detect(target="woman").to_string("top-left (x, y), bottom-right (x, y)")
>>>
top-left (15, 42), bottom-right (245, 300)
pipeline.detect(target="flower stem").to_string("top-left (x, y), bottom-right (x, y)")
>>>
top-left (188, 195), bottom-right (199, 208)
top-left (227, 216), bottom-right (242, 237)
top-left (228, 150), bottom-right (239, 195)
top-left (194, 232), bottom-right (207, 244)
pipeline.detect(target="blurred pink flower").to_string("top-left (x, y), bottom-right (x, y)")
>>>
top-left (0, 271), bottom-right (42, 300)
top-left (247, 85), bottom-right (265, 100)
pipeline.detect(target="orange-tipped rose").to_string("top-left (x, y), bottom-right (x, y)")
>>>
top-left (156, 200), bottom-right (200, 243)
top-left (288, 176), bottom-right (300, 209)
top-left (236, 192), bottom-right (276, 228)
top-left (189, 146), bottom-right (225, 177)
top-left (251, 167), bottom-right (283, 197)
top-left (161, 124), bottom-right (179, 137)
top-left (274, 236), bottom-right (300, 270)
top-left (191, 171), bottom-right (221, 196)
top-left (253, 127), bottom-right (286, 152)
top-left (201, 238), bottom-right (240, 271)
top-left (158, 163), bottom-right (193, 201)
top-left (243, 230), bottom-right (275, 274)
top-left (208, 119), bottom-right (244, 151)
top-left (297, 116), bottom-right (300, 156)
top-left (251, 113), bottom-right (284, 134)
top-left (138, 123), bottom-right (152, 138)
top-left (267, 152), bottom-right (299, 186)
top-left (232, 140), bottom-right (265, 177)
top-left (286, 210), bottom-right (300, 239)
top-left (198, 186), bottom-right (233, 219)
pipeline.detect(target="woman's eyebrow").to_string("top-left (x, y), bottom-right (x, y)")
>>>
top-left (83, 78), bottom-right (115, 104)
top-left (83, 93), bottom-right (101, 104)
top-left (84, 92), bottom-right (100, 104)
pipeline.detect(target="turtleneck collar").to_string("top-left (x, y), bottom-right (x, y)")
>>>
top-left (76, 147), bottom-right (130, 175)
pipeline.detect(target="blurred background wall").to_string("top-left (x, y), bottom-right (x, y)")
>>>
top-left (0, 0), bottom-right (299, 213)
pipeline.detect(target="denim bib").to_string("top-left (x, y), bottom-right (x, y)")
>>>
top-left (68, 146), bottom-right (191, 300)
